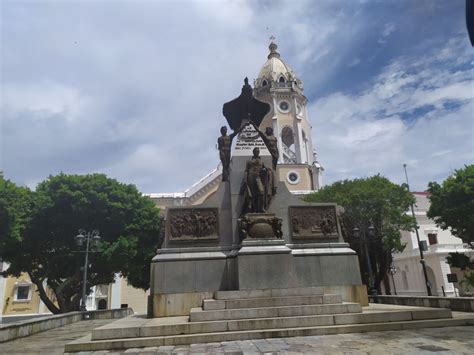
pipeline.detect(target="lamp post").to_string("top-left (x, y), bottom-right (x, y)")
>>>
top-left (403, 164), bottom-right (432, 296)
top-left (389, 262), bottom-right (398, 295)
top-left (75, 229), bottom-right (101, 312)
top-left (353, 224), bottom-right (378, 300)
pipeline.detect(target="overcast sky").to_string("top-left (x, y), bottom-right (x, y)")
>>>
top-left (1, 0), bottom-right (473, 193)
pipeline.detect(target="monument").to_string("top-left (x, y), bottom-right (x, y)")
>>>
top-left (148, 77), bottom-right (366, 317)
top-left (65, 42), bottom-right (463, 353)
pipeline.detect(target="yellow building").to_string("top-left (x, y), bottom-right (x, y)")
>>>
top-left (0, 260), bottom-right (147, 322)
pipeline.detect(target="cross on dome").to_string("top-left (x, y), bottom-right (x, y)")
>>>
top-left (268, 36), bottom-right (280, 59)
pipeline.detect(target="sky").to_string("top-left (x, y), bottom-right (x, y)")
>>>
top-left (1, 0), bottom-right (473, 193)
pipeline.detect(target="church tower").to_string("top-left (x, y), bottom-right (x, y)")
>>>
top-left (254, 40), bottom-right (323, 192)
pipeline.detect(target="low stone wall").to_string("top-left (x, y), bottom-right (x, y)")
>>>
top-left (376, 295), bottom-right (474, 312)
top-left (0, 308), bottom-right (133, 343)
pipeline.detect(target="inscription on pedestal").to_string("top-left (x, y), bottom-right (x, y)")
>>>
top-left (289, 206), bottom-right (338, 239)
top-left (168, 208), bottom-right (219, 241)
top-left (233, 125), bottom-right (270, 156)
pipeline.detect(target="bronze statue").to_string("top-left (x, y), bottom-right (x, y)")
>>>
top-left (218, 125), bottom-right (244, 181)
top-left (251, 122), bottom-right (279, 171)
top-left (243, 147), bottom-right (274, 213)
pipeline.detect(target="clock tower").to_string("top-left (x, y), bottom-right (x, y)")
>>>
top-left (253, 40), bottom-right (323, 192)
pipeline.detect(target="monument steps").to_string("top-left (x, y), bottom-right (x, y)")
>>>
top-left (64, 287), bottom-right (474, 352)
top-left (214, 286), bottom-right (325, 299)
top-left (203, 294), bottom-right (342, 310)
top-left (89, 306), bottom-right (452, 340)
top-left (92, 310), bottom-right (372, 340)
top-left (190, 302), bottom-right (362, 321)
top-left (65, 316), bottom-right (474, 352)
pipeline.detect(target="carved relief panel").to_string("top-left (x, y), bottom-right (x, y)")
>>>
top-left (167, 208), bottom-right (219, 241)
top-left (289, 206), bottom-right (339, 240)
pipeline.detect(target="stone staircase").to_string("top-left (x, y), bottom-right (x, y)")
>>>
top-left (65, 287), bottom-right (474, 352)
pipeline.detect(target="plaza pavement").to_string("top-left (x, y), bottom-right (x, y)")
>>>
top-left (0, 317), bottom-right (473, 354)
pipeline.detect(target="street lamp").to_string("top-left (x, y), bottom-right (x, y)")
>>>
top-left (389, 262), bottom-right (398, 295)
top-left (75, 229), bottom-right (101, 312)
top-left (353, 224), bottom-right (378, 301)
top-left (403, 164), bottom-right (432, 296)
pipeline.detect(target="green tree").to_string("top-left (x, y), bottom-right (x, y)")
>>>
top-left (445, 252), bottom-right (474, 289)
top-left (0, 173), bottom-right (161, 313)
top-left (304, 175), bottom-right (415, 293)
top-left (0, 176), bottom-right (33, 264)
top-left (427, 164), bottom-right (474, 245)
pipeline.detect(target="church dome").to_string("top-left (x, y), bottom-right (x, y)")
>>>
top-left (255, 41), bottom-right (303, 91)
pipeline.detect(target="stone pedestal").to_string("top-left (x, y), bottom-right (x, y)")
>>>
top-left (149, 144), bottom-right (365, 317)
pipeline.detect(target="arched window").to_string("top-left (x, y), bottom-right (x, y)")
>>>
top-left (281, 126), bottom-right (294, 147)
top-left (278, 76), bottom-right (285, 83)
top-left (98, 299), bottom-right (107, 310)
top-left (262, 79), bottom-right (268, 87)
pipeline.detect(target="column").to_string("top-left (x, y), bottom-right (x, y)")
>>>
top-left (293, 97), bottom-right (304, 163)
top-left (304, 104), bottom-right (315, 165)
top-left (110, 273), bottom-right (122, 309)
top-left (272, 94), bottom-right (283, 163)
top-left (0, 263), bottom-right (9, 323)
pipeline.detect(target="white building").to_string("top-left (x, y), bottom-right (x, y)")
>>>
top-left (0, 260), bottom-right (6, 323)
top-left (391, 192), bottom-right (473, 297)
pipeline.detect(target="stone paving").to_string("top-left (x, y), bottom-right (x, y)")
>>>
top-left (70, 326), bottom-right (474, 354)
top-left (0, 319), bottom-right (473, 354)
top-left (0, 319), bottom-right (112, 355)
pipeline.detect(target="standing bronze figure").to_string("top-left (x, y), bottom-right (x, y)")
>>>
top-left (251, 122), bottom-right (279, 171)
top-left (244, 147), bottom-right (274, 212)
top-left (218, 125), bottom-right (244, 181)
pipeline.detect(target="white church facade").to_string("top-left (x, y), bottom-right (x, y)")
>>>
top-left (391, 192), bottom-right (474, 297)
top-left (149, 41), bottom-right (323, 208)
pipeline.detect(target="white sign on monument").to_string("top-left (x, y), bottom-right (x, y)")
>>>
top-left (233, 124), bottom-right (270, 156)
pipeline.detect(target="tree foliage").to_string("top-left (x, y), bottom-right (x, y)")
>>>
top-left (0, 176), bottom-right (33, 264)
top-left (445, 252), bottom-right (474, 289)
top-left (305, 175), bottom-right (415, 293)
top-left (0, 173), bottom-right (161, 313)
top-left (427, 164), bottom-right (474, 245)
top-left (445, 252), bottom-right (473, 271)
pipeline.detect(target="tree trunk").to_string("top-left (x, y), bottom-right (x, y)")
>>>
top-left (52, 275), bottom-right (80, 312)
top-left (383, 274), bottom-right (391, 295)
top-left (28, 273), bottom-right (61, 314)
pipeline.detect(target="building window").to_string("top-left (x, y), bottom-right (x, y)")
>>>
top-left (287, 171), bottom-right (300, 185)
top-left (278, 76), bottom-right (285, 83)
top-left (281, 126), bottom-right (294, 146)
top-left (262, 79), bottom-right (267, 87)
top-left (428, 233), bottom-right (438, 245)
top-left (14, 284), bottom-right (31, 301)
top-left (278, 100), bottom-right (290, 113)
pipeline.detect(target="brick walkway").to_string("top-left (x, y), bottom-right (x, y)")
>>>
top-left (0, 320), bottom-right (473, 354)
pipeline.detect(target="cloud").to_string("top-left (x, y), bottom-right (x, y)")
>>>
top-left (378, 23), bottom-right (396, 43)
top-left (311, 36), bottom-right (474, 191)
top-left (1, 1), bottom-right (471, 195)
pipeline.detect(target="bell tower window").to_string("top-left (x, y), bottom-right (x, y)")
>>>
top-left (281, 126), bottom-right (297, 163)
top-left (278, 101), bottom-right (290, 113)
